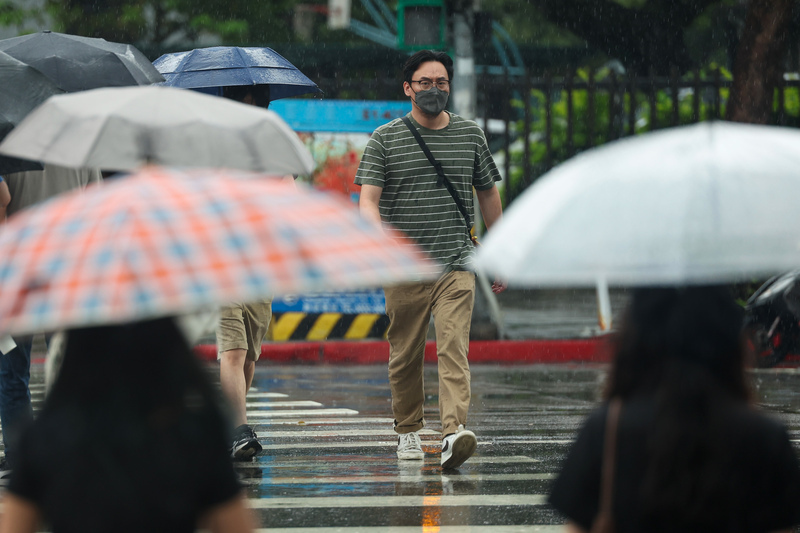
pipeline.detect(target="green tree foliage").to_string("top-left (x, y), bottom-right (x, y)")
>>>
top-left (43, 0), bottom-right (300, 46)
top-left (484, 0), bottom-right (748, 75)
top-left (0, 0), bottom-right (49, 31)
top-left (504, 66), bottom-right (737, 200)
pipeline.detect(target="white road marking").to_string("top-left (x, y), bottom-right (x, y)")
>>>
top-left (246, 494), bottom-right (548, 509)
top-left (247, 392), bottom-right (290, 399)
top-left (256, 429), bottom-right (440, 438)
top-left (251, 418), bottom-right (395, 426)
top-left (248, 409), bottom-right (359, 418)
top-left (236, 456), bottom-right (539, 467)
top-left (240, 473), bottom-right (555, 485)
top-left (250, 438), bottom-right (592, 447)
top-left (246, 401), bottom-right (323, 408)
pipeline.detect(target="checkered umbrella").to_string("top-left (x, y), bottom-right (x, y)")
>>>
top-left (0, 167), bottom-right (438, 335)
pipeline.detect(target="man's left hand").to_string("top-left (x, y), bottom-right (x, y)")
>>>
top-left (491, 278), bottom-right (507, 294)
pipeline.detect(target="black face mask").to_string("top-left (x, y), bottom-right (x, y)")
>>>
top-left (413, 86), bottom-right (449, 115)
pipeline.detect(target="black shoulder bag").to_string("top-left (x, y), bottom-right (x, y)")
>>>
top-left (401, 116), bottom-right (479, 246)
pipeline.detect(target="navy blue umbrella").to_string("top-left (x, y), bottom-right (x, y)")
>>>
top-left (153, 46), bottom-right (322, 102)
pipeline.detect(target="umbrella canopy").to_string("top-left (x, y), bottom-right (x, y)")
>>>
top-left (0, 167), bottom-right (437, 335)
top-left (0, 51), bottom-right (63, 139)
top-left (0, 85), bottom-right (315, 175)
top-left (0, 155), bottom-right (41, 175)
top-left (153, 46), bottom-right (321, 101)
top-left (0, 30), bottom-right (163, 92)
top-left (0, 50), bottom-right (63, 174)
top-left (476, 121), bottom-right (800, 287)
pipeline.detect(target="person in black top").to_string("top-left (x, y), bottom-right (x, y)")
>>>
top-left (549, 286), bottom-right (800, 533)
top-left (0, 317), bottom-right (253, 533)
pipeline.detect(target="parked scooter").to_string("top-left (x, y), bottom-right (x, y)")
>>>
top-left (743, 270), bottom-right (800, 368)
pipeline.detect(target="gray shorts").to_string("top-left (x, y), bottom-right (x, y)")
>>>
top-left (217, 300), bottom-right (273, 361)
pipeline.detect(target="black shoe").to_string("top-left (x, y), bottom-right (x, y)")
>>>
top-left (230, 424), bottom-right (262, 461)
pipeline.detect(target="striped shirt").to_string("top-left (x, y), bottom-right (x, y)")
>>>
top-left (354, 112), bottom-right (500, 271)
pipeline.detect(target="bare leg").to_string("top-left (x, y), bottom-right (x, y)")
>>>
top-left (244, 359), bottom-right (255, 393)
top-left (219, 348), bottom-right (248, 427)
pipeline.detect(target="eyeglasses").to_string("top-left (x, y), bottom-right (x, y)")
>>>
top-left (411, 79), bottom-right (450, 91)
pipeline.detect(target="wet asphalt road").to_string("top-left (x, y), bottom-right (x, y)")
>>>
top-left (232, 362), bottom-right (800, 532)
top-left (15, 361), bottom-right (800, 532)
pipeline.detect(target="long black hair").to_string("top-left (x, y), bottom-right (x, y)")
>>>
top-left (46, 317), bottom-right (222, 419)
top-left (23, 318), bottom-right (235, 530)
top-left (605, 286), bottom-right (752, 529)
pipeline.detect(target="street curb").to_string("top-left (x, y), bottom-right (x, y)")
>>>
top-left (193, 338), bottom-right (612, 364)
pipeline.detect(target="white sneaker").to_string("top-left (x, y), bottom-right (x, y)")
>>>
top-left (396, 431), bottom-right (424, 460)
top-left (441, 424), bottom-right (477, 469)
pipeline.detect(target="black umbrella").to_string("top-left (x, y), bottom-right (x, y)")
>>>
top-left (0, 155), bottom-right (41, 174)
top-left (0, 51), bottom-right (62, 174)
top-left (0, 30), bottom-right (163, 93)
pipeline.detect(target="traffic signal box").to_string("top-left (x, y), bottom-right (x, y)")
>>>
top-left (397, 0), bottom-right (446, 51)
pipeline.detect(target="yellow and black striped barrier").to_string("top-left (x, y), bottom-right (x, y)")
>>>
top-left (267, 312), bottom-right (390, 341)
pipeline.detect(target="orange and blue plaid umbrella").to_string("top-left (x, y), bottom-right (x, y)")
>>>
top-left (0, 167), bottom-right (439, 335)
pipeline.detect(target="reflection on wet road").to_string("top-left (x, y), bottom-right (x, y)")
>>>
top-left (10, 362), bottom-right (800, 532)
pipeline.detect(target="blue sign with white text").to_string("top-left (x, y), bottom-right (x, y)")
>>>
top-left (272, 289), bottom-right (386, 314)
top-left (270, 99), bottom-right (411, 133)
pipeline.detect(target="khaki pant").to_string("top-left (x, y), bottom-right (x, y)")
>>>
top-left (384, 270), bottom-right (475, 437)
top-left (217, 300), bottom-right (273, 361)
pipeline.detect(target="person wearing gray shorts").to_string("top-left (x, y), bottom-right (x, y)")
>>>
top-left (217, 299), bottom-right (272, 460)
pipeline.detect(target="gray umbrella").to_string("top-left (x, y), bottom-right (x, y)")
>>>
top-left (0, 30), bottom-right (163, 93)
top-left (0, 85), bottom-right (315, 175)
top-left (0, 50), bottom-right (64, 174)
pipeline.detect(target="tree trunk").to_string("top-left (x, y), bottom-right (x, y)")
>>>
top-left (726, 0), bottom-right (794, 124)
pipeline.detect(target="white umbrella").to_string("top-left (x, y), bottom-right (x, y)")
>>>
top-left (0, 85), bottom-right (315, 175)
top-left (476, 121), bottom-right (800, 286)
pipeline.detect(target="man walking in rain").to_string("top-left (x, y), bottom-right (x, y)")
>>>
top-left (355, 50), bottom-right (505, 469)
top-left (217, 84), bottom-right (273, 461)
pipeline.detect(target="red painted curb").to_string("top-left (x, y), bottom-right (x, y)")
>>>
top-left (193, 338), bottom-right (612, 364)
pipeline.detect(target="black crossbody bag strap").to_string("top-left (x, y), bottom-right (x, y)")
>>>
top-left (401, 116), bottom-right (473, 236)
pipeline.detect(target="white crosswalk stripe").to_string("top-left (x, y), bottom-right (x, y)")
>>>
top-left (240, 473), bottom-right (556, 485)
top-left (241, 385), bottom-right (564, 531)
top-left (248, 408), bottom-right (359, 418)
top-left (245, 401), bottom-right (323, 408)
top-left (246, 494), bottom-right (549, 509)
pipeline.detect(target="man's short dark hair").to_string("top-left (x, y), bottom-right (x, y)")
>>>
top-left (222, 84), bottom-right (271, 108)
top-left (403, 50), bottom-right (454, 84)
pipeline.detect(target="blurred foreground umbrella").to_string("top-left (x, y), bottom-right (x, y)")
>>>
top-left (153, 46), bottom-right (321, 101)
top-left (0, 30), bottom-right (163, 92)
top-left (0, 167), bottom-right (437, 335)
top-left (0, 86), bottom-right (315, 174)
top-left (476, 122), bottom-right (800, 287)
top-left (0, 51), bottom-right (64, 174)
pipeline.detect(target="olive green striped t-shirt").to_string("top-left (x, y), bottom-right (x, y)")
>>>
top-left (355, 112), bottom-right (501, 272)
